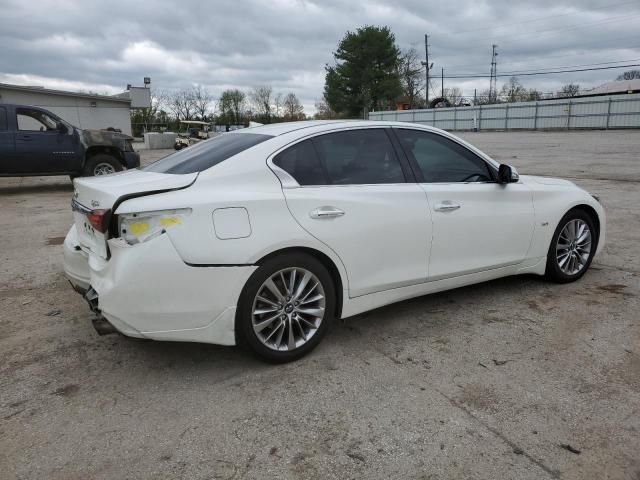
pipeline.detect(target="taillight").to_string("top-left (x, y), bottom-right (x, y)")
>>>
top-left (86, 209), bottom-right (111, 233)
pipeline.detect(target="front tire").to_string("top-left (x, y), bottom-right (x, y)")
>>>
top-left (236, 253), bottom-right (335, 363)
top-left (83, 154), bottom-right (123, 176)
top-left (545, 209), bottom-right (597, 283)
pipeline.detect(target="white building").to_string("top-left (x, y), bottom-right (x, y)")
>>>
top-left (0, 83), bottom-right (149, 136)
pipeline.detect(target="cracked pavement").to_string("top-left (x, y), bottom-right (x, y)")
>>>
top-left (1, 130), bottom-right (639, 479)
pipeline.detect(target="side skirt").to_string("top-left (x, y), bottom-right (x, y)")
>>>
top-left (340, 260), bottom-right (544, 319)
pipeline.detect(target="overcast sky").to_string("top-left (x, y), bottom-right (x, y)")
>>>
top-left (1, 0), bottom-right (639, 113)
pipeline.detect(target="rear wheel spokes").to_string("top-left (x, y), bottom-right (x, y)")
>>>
top-left (252, 267), bottom-right (326, 351)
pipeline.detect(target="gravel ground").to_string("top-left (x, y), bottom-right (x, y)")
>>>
top-left (1, 130), bottom-right (639, 479)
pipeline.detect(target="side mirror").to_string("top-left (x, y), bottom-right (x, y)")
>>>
top-left (56, 122), bottom-right (68, 134)
top-left (498, 164), bottom-right (519, 184)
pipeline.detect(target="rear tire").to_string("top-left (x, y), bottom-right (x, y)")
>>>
top-left (236, 253), bottom-right (335, 363)
top-left (545, 209), bottom-right (597, 283)
top-left (83, 154), bottom-right (123, 177)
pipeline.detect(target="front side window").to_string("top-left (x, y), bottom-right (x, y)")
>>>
top-left (313, 129), bottom-right (405, 185)
top-left (395, 129), bottom-right (493, 183)
top-left (16, 108), bottom-right (58, 132)
top-left (144, 132), bottom-right (273, 174)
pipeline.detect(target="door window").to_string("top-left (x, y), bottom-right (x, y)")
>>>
top-left (16, 108), bottom-right (58, 132)
top-left (313, 129), bottom-right (405, 185)
top-left (273, 139), bottom-right (327, 185)
top-left (395, 129), bottom-right (493, 183)
top-left (0, 107), bottom-right (7, 130)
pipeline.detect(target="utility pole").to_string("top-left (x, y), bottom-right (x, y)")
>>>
top-left (421, 34), bottom-right (433, 107)
top-left (489, 44), bottom-right (498, 104)
top-left (441, 68), bottom-right (444, 98)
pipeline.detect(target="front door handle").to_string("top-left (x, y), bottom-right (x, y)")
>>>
top-left (310, 206), bottom-right (345, 219)
top-left (434, 201), bottom-right (461, 212)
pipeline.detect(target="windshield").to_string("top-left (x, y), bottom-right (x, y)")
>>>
top-left (144, 132), bottom-right (273, 174)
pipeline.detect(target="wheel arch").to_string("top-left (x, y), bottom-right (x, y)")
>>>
top-left (254, 246), bottom-right (344, 320)
top-left (565, 203), bottom-right (601, 248)
top-left (85, 146), bottom-right (125, 166)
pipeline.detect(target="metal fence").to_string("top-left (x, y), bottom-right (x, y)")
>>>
top-left (368, 93), bottom-right (640, 131)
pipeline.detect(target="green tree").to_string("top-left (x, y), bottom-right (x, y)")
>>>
top-left (324, 26), bottom-right (402, 118)
top-left (218, 89), bottom-right (246, 125)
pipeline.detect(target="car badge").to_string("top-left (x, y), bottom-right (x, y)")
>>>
top-left (91, 200), bottom-right (100, 208)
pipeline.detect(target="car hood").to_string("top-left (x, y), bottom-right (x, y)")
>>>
top-left (80, 129), bottom-right (133, 146)
top-left (73, 169), bottom-right (198, 211)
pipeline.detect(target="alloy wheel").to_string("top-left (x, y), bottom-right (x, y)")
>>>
top-left (556, 218), bottom-right (592, 275)
top-left (94, 162), bottom-right (116, 175)
top-left (252, 267), bottom-right (326, 351)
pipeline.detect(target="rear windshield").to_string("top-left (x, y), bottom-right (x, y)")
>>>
top-left (144, 132), bottom-right (273, 174)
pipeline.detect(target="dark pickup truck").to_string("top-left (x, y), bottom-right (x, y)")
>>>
top-left (0, 104), bottom-right (140, 177)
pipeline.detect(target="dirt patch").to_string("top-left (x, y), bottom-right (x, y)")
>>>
top-left (457, 383), bottom-right (499, 412)
top-left (45, 236), bottom-right (66, 246)
top-left (597, 284), bottom-right (628, 295)
top-left (51, 384), bottom-right (80, 397)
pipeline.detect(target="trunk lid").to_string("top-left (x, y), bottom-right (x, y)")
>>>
top-left (72, 169), bottom-right (197, 258)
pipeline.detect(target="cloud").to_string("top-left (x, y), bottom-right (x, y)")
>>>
top-left (1, 0), bottom-right (638, 113)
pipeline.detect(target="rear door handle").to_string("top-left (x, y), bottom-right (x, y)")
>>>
top-left (434, 201), bottom-right (461, 212)
top-left (310, 206), bottom-right (345, 219)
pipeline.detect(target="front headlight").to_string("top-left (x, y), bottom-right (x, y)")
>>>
top-left (118, 208), bottom-right (191, 245)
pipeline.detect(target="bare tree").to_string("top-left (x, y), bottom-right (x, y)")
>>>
top-left (250, 86), bottom-right (273, 123)
top-left (558, 83), bottom-right (581, 98)
top-left (283, 93), bottom-right (305, 121)
top-left (443, 87), bottom-right (464, 106)
top-left (616, 70), bottom-right (640, 80)
top-left (398, 48), bottom-right (424, 109)
top-left (314, 96), bottom-right (338, 119)
top-left (167, 89), bottom-right (196, 121)
top-left (191, 85), bottom-right (214, 121)
top-left (500, 77), bottom-right (528, 103)
top-left (526, 89), bottom-right (543, 101)
top-left (273, 92), bottom-right (283, 118)
top-left (474, 88), bottom-right (493, 105)
top-left (131, 89), bottom-right (168, 133)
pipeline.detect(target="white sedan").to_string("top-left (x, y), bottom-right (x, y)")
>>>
top-left (64, 120), bottom-right (605, 362)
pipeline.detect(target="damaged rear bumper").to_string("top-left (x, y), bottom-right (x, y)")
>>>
top-left (65, 228), bottom-right (256, 346)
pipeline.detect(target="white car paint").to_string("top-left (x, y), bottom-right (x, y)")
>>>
top-left (63, 120), bottom-right (605, 347)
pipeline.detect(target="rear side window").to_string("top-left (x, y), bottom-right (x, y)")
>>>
top-left (395, 129), bottom-right (493, 183)
top-left (0, 107), bottom-right (6, 130)
top-left (273, 139), bottom-right (327, 186)
top-left (144, 132), bottom-right (273, 174)
top-left (312, 129), bottom-right (405, 185)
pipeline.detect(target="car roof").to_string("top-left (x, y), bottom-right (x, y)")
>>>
top-left (243, 119), bottom-right (443, 137)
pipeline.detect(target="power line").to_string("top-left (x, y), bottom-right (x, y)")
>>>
top-left (453, 0), bottom-right (639, 35)
top-left (485, 14), bottom-right (640, 42)
top-left (444, 63), bottom-right (640, 79)
top-left (452, 59), bottom-right (640, 77)
top-left (442, 45), bottom-right (640, 70)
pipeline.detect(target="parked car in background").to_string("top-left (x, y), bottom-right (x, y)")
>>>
top-left (63, 120), bottom-right (605, 362)
top-left (0, 104), bottom-right (140, 177)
